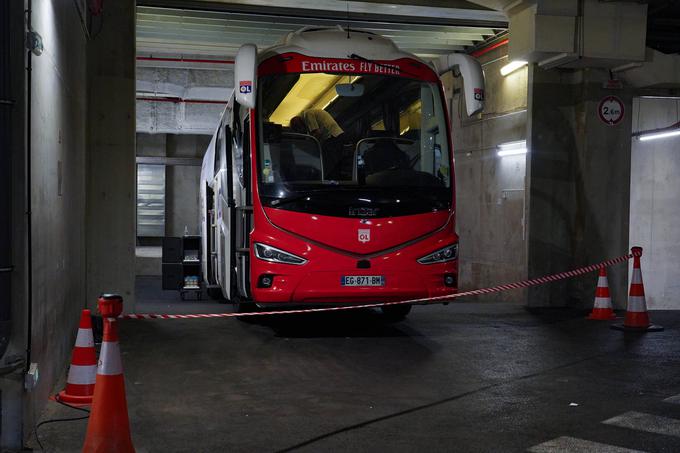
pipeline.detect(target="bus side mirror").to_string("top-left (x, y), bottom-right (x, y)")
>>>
top-left (235, 43), bottom-right (258, 109)
top-left (438, 53), bottom-right (485, 117)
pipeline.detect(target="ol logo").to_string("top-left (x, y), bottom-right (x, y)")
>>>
top-left (474, 88), bottom-right (484, 101)
top-left (358, 229), bottom-right (371, 243)
top-left (239, 80), bottom-right (252, 94)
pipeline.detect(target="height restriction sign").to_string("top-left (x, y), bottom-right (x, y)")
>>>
top-left (598, 96), bottom-right (625, 126)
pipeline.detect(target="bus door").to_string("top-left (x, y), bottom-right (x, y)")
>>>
top-left (211, 116), bottom-right (236, 301)
top-left (233, 108), bottom-right (252, 299)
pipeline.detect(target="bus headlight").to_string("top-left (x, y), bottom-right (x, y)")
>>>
top-left (254, 243), bottom-right (307, 265)
top-left (417, 243), bottom-right (458, 264)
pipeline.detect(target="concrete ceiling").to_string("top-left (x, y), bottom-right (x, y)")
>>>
top-left (647, 0), bottom-right (680, 55)
top-left (136, 1), bottom-right (508, 135)
top-left (136, 1), bottom-right (507, 59)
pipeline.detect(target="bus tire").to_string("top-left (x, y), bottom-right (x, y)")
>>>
top-left (232, 296), bottom-right (257, 319)
top-left (381, 304), bottom-right (412, 321)
top-left (207, 287), bottom-right (226, 302)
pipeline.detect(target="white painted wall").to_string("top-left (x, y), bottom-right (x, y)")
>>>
top-left (630, 97), bottom-right (680, 310)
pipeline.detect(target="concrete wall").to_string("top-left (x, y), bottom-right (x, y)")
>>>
top-left (166, 135), bottom-right (208, 236)
top-left (166, 166), bottom-right (203, 236)
top-left (136, 99), bottom-right (225, 135)
top-left (447, 45), bottom-right (528, 302)
top-left (137, 133), bottom-right (166, 157)
top-left (630, 97), bottom-right (680, 310)
top-left (448, 49), bottom-right (633, 308)
top-left (167, 134), bottom-right (210, 158)
top-left (86, 1), bottom-right (136, 312)
top-left (527, 67), bottom-right (633, 308)
top-left (136, 133), bottom-right (209, 238)
top-left (136, 66), bottom-right (232, 135)
top-left (4, 1), bottom-right (89, 447)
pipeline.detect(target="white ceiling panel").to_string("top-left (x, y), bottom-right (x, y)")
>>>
top-left (135, 2), bottom-right (507, 134)
top-left (137, 5), bottom-right (506, 60)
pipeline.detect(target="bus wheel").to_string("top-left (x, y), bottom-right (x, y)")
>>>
top-left (381, 304), bottom-right (412, 321)
top-left (207, 287), bottom-right (226, 302)
top-left (232, 297), bottom-right (257, 318)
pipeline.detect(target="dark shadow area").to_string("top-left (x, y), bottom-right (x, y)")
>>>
top-left (135, 276), bottom-right (231, 315)
top-left (136, 275), bottom-right (208, 302)
top-left (523, 306), bottom-right (594, 323)
top-left (239, 307), bottom-right (417, 338)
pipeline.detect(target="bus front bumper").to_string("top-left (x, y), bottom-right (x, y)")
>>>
top-left (250, 262), bottom-right (457, 305)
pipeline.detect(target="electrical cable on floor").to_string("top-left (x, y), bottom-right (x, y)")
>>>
top-left (34, 396), bottom-right (90, 451)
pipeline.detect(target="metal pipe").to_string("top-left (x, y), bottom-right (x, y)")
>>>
top-left (639, 95), bottom-right (680, 100)
top-left (136, 56), bottom-right (234, 65)
top-left (0, 0), bottom-right (12, 361)
top-left (136, 96), bottom-right (228, 104)
top-left (24, 0), bottom-right (34, 373)
top-left (470, 38), bottom-right (509, 58)
top-left (632, 121), bottom-right (680, 138)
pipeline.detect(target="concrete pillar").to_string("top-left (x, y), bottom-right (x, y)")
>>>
top-left (445, 43), bottom-right (529, 303)
top-left (86, 1), bottom-right (136, 311)
top-left (526, 66), bottom-right (632, 308)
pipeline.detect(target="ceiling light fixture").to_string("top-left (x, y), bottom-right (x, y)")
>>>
top-left (636, 123), bottom-right (680, 142)
top-left (500, 60), bottom-right (528, 76)
top-left (497, 140), bottom-right (527, 157)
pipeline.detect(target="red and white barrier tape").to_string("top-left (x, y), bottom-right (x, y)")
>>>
top-left (120, 251), bottom-right (635, 320)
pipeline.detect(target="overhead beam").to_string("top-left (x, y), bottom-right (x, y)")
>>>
top-left (136, 2), bottom-right (508, 28)
top-left (137, 8), bottom-right (501, 35)
top-left (137, 22), bottom-right (493, 42)
top-left (137, 40), bottom-right (467, 58)
top-left (136, 29), bottom-right (479, 48)
top-left (137, 156), bottom-right (203, 166)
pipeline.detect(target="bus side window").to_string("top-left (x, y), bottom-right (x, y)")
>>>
top-left (233, 114), bottom-right (244, 189)
top-left (215, 124), bottom-right (224, 175)
top-left (222, 124), bottom-right (233, 198)
top-left (242, 117), bottom-right (251, 204)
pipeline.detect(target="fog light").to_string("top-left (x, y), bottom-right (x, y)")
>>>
top-left (444, 274), bottom-right (456, 287)
top-left (258, 274), bottom-right (274, 288)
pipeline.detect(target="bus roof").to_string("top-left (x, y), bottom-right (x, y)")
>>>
top-left (257, 27), bottom-right (434, 70)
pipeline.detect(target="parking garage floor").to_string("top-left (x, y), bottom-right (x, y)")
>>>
top-left (31, 278), bottom-right (680, 452)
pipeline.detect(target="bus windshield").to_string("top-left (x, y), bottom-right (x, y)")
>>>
top-left (257, 71), bottom-right (452, 218)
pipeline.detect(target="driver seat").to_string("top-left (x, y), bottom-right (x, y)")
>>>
top-left (362, 139), bottom-right (410, 175)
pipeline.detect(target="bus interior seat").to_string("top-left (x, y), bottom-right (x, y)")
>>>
top-left (279, 133), bottom-right (323, 181)
top-left (362, 138), bottom-right (410, 175)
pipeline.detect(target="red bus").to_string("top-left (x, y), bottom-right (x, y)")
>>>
top-left (200, 27), bottom-right (484, 318)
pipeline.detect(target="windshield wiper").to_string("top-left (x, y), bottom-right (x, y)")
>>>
top-left (268, 195), bottom-right (309, 207)
top-left (267, 189), bottom-right (336, 207)
top-left (349, 53), bottom-right (420, 79)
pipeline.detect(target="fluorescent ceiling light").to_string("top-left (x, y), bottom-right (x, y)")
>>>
top-left (497, 140), bottom-right (527, 157)
top-left (637, 128), bottom-right (680, 142)
top-left (269, 73), bottom-right (341, 126)
top-left (500, 60), bottom-right (528, 76)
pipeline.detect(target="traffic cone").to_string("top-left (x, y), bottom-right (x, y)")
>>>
top-left (612, 247), bottom-right (663, 332)
top-left (83, 294), bottom-right (135, 453)
top-left (587, 268), bottom-right (617, 320)
top-left (56, 309), bottom-right (97, 405)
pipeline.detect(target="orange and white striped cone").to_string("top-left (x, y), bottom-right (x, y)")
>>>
top-left (56, 309), bottom-right (97, 405)
top-left (612, 247), bottom-right (663, 332)
top-left (83, 294), bottom-right (135, 453)
top-left (587, 267), bottom-right (617, 320)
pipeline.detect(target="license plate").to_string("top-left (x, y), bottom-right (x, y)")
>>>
top-left (341, 275), bottom-right (385, 287)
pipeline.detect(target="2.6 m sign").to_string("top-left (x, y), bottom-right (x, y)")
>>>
top-left (598, 96), bottom-right (625, 126)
